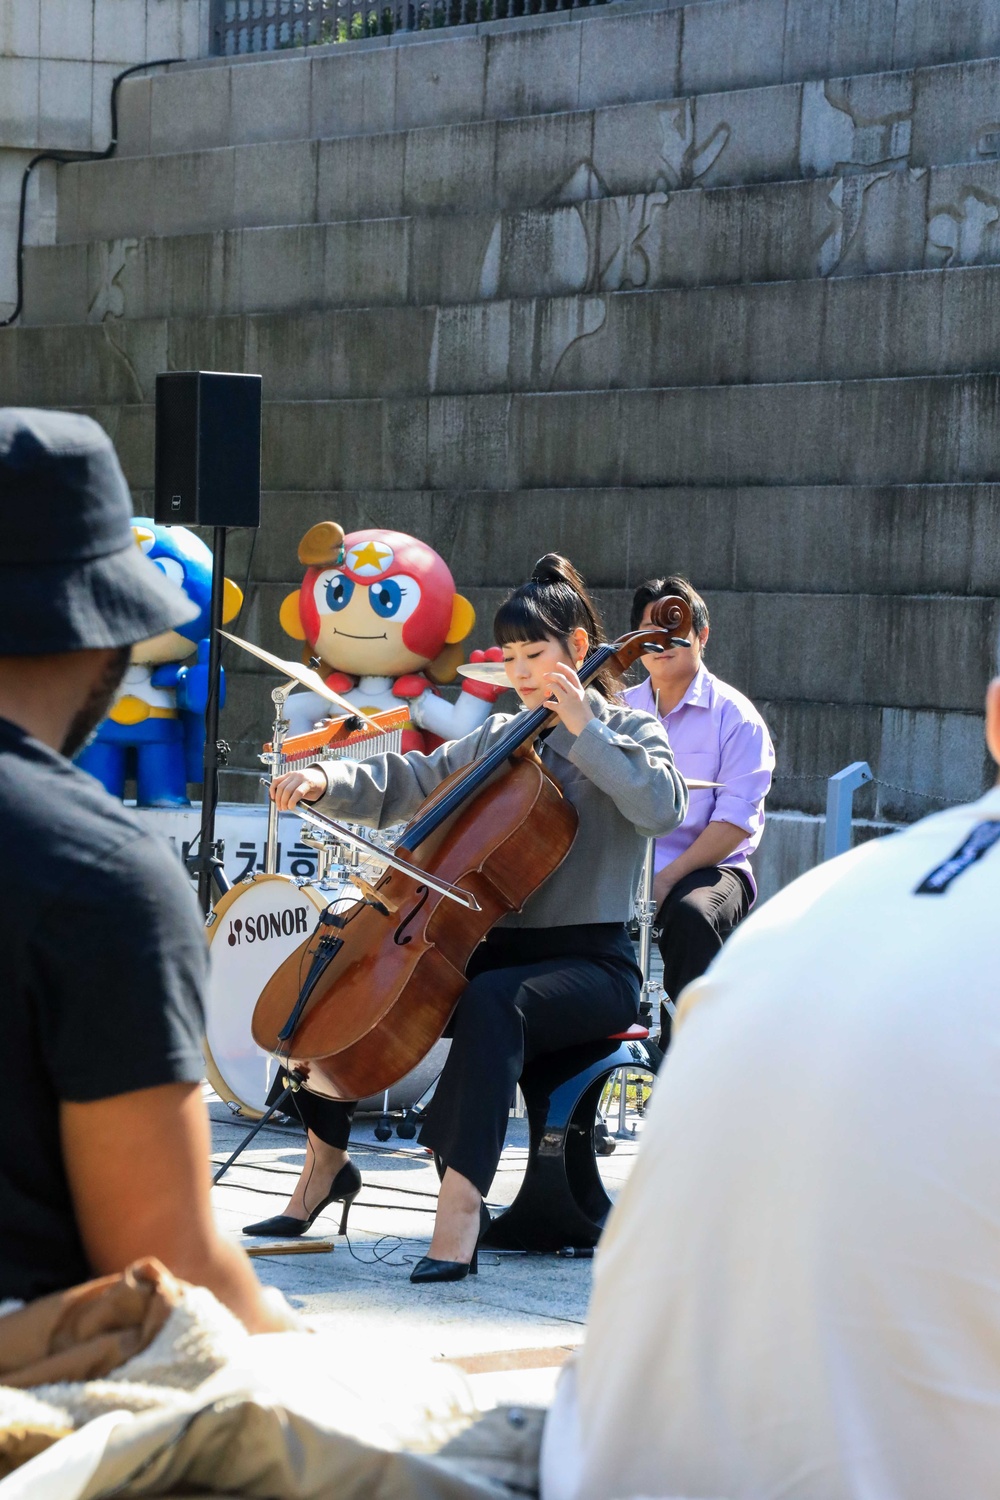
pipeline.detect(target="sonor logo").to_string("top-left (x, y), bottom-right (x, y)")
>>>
top-left (227, 907), bottom-right (311, 946)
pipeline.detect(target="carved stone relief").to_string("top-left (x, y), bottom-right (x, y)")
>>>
top-left (656, 99), bottom-right (731, 190)
top-left (478, 202), bottom-right (592, 302)
top-left (597, 193), bottom-right (669, 292)
top-left (800, 80), bottom-right (912, 178)
top-left (87, 238), bottom-right (138, 322)
top-left (540, 296), bottom-right (608, 388)
top-left (815, 171), bottom-right (892, 276)
top-left (926, 188), bottom-right (1000, 266)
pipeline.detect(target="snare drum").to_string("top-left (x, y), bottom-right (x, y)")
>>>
top-left (204, 873), bottom-right (358, 1118)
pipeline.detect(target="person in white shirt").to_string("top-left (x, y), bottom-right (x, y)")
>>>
top-left (541, 650), bottom-right (1000, 1500)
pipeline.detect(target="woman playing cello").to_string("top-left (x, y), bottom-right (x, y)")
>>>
top-left (244, 556), bottom-right (687, 1282)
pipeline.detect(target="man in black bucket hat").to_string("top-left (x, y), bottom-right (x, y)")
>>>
top-left (0, 410), bottom-right (289, 1329)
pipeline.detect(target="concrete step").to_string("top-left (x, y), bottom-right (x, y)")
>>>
top-left (107, 52), bottom-right (1000, 231)
top-left (89, 370), bottom-right (1000, 496)
top-left (184, 482), bottom-right (998, 601)
top-left (117, 0), bottom-right (1000, 156)
top-left (13, 265), bottom-right (1000, 403)
top-left (53, 66), bottom-right (1000, 246)
top-left (38, 154), bottom-right (1000, 319)
top-left (217, 578), bottom-right (996, 729)
top-left (757, 697), bottom-right (991, 820)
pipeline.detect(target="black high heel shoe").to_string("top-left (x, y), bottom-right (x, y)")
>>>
top-left (410, 1202), bottom-right (491, 1284)
top-left (243, 1160), bottom-right (362, 1237)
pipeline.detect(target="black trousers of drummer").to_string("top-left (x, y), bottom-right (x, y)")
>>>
top-left (279, 922), bottom-right (640, 1197)
top-left (655, 864), bottom-right (752, 1047)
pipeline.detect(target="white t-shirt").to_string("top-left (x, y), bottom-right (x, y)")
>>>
top-left (542, 786), bottom-right (1000, 1500)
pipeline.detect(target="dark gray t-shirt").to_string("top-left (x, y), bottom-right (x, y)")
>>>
top-left (0, 717), bottom-right (207, 1302)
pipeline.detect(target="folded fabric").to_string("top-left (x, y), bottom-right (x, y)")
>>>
top-left (0, 1260), bottom-right (181, 1389)
top-left (0, 1262), bottom-right (485, 1493)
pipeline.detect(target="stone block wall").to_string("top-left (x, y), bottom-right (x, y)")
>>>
top-left (0, 0), bottom-right (209, 317)
top-left (3, 0), bottom-right (1000, 899)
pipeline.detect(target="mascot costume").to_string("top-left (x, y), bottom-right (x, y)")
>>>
top-left (279, 523), bottom-right (504, 748)
top-left (76, 521), bottom-right (243, 807)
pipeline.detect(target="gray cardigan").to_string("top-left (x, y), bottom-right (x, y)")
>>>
top-left (312, 691), bottom-right (688, 929)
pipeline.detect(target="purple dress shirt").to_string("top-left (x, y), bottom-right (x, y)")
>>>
top-left (623, 667), bottom-right (775, 900)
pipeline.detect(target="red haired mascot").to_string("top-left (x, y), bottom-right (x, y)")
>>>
top-left (279, 523), bottom-right (503, 749)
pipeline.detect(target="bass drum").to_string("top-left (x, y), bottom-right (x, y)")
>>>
top-left (205, 874), bottom-right (353, 1119)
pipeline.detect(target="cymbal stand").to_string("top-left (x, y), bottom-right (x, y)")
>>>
top-left (261, 680), bottom-right (294, 876)
top-left (635, 832), bottom-right (668, 1025)
top-left (611, 833), bottom-right (665, 1140)
top-left (299, 830), bottom-right (333, 884)
top-left (612, 691), bottom-right (669, 1138)
top-left (639, 687), bottom-right (672, 1021)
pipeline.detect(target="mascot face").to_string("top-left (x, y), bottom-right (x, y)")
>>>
top-left (296, 530), bottom-right (464, 678)
top-left (130, 521), bottom-right (241, 664)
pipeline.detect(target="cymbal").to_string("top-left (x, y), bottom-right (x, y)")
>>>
top-left (457, 661), bottom-right (509, 686)
top-left (455, 664), bottom-right (719, 787)
top-left (218, 630), bottom-right (379, 726)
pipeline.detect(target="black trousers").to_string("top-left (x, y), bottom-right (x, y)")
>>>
top-left (656, 865), bottom-right (752, 1046)
top-left (285, 923), bottom-right (640, 1198)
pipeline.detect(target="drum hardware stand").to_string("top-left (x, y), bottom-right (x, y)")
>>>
top-left (299, 830), bottom-right (333, 884)
top-left (261, 679), bottom-right (296, 876)
top-left (375, 1091), bottom-right (393, 1142)
top-left (614, 690), bottom-right (670, 1139)
top-left (265, 786), bottom-right (483, 913)
top-left (191, 845), bottom-right (232, 914)
top-left (212, 1066), bottom-right (306, 1185)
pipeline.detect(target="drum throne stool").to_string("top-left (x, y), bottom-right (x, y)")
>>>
top-left (480, 1023), bottom-right (657, 1253)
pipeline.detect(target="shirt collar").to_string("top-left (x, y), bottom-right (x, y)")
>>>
top-left (642, 664), bottom-right (712, 718)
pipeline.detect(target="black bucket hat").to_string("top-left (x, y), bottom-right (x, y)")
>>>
top-left (0, 408), bottom-right (198, 655)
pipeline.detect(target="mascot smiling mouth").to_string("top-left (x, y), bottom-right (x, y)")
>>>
top-left (331, 628), bottom-right (388, 640)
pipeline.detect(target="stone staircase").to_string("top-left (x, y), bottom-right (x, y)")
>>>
top-left (4, 0), bottom-right (1000, 890)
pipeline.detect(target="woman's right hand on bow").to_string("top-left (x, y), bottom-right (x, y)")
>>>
top-left (269, 766), bottom-right (327, 810)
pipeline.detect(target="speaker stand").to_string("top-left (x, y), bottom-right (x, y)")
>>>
top-left (193, 525), bottom-right (231, 915)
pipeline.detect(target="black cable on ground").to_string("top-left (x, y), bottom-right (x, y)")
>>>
top-left (1, 57), bottom-right (180, 328)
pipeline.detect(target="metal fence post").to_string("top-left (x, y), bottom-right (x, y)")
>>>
top-left (208, 0), bottom-right (226, 56)
top-left (823, 762), bottom-right (873, 860)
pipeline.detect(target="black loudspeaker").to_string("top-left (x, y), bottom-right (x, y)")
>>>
top-left (154, 371), bottom-right (261, 528)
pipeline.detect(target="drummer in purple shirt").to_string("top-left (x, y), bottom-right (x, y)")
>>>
top-left (624, 576), bottom-right (774, 1047)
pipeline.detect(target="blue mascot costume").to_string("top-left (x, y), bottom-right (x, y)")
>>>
top-left (76, 521), bottom-right (243, 807)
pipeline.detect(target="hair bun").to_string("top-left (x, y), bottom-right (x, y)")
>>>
top-left (531, 553), bottom-right (571, 586)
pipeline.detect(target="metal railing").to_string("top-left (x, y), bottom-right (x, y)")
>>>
top-left (210, 0), bottom-right (608, 53)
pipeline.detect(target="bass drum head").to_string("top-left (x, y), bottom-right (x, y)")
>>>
top-left (204, 875), bottom-right (352, 1119)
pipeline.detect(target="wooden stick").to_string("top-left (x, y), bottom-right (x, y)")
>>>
top-left (243, 1239), bottom-right (334, 1256)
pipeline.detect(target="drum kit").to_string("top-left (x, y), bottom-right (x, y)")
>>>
top-left (203, 633), bottom-right (434, 1121)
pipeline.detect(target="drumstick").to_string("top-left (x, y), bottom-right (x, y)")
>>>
top-left (244, 1239), bottom-right (335, 1256)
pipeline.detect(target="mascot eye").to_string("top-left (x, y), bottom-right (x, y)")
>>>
top-left (318, 571), bottom-right (355, 613)
top-left (152, 557), bottom-right (185, 588)
top-left (368, 576), bottom-right (421, 621)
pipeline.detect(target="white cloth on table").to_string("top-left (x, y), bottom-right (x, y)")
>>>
top-left (541, 785), bottom-right (1000, 1500)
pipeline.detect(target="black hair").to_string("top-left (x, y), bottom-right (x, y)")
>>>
top-left (630, 575), bottom-right (709, 639)
top-left (493, 554), bottom-right (618, 698)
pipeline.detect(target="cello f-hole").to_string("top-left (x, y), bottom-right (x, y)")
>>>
top-left (394, 885), bottom-right (430, 946)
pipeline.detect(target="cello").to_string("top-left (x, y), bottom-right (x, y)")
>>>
top-left (251, 594), bottom-right (692, 1102)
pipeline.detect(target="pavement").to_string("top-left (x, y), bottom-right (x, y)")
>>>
top-left (208, 1077), bottom-right (652, 1413)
